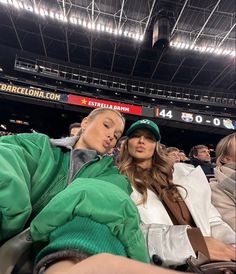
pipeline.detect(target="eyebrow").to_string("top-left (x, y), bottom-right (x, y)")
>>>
top-left (104, 117), bottom-right (123, 134)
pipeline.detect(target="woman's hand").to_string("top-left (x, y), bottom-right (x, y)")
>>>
top-left (204, 237), bottom-right (236, 261)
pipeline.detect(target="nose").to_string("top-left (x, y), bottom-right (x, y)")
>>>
top-left (107, 130), bottom-right (114, 141)
top-left (138, 136), bottom-right (145, 143)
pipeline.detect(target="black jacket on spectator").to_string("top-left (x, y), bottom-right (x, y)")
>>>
top-left (189, 158), bottom-right (215, 182)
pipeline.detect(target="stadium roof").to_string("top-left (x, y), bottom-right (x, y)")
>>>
top-left (0, 0), bottom-right (235, 91)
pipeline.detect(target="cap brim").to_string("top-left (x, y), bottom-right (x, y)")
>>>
top-left (126, 124), bottom-right (161, 141)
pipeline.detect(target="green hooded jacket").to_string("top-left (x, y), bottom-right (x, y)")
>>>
top-left (0, 133), bottom-right (149, 262)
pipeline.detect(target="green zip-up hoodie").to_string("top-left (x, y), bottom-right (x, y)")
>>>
top-left (0, 133), bottom-right (149, 262)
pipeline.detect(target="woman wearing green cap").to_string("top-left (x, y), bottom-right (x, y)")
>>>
top-left (118, 119), bottom-right (236, 269)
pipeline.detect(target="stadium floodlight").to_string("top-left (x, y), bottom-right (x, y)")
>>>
top-left (96, 23), bottom-right (101, 31)
top-left (0, 0), bottom-right (144, 42)
top-left (70, 17), bottom-right (77, 24)
top-left (139, 35), bottom-right (144, 41)
top-left (23, 3), bottom-right (33, 12)
top-left (134, 33), bottom-right (140, 40)
top-left (0, 0), bottom-right (7, 4)
top-left (231, 50), bottom-right (236, 57)
top-left (170, 40), bottom-right (235, 58)
top-left (48, 11), bottom-right (54, 19)
top-left (222, 49), bottom-right (231, 55)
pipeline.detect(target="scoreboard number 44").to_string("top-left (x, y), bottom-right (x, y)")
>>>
top-left (159, 109), bottom-right (173, 119)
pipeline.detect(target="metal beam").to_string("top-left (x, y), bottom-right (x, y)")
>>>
top-left (130, 47), bottom-right (141, 75)
top-left (143, 0), bottom-right (157, 35)
top-left (62, 0), bottom-right (66, 16)
top-left (189, 60), bottom-right (208, 85)
top-left (8, 11), bottom-right (23, 50)
top-left (89, 36), bottom-right (93, 67)
top-left (110, 43), bottom-right (117, 72)
top-left (91, 0), bottom-right (95, 22)
top-left (39, 24), bottom-right (47, 57)
top-left (151, 48), bottom-right (166, 79)
top-left (218, 23), bottom-right (236, 47)
top-left (227, 80), bottom-right (236, 90)
top-left (171, 0), bottom-right (188, 36)
top-left (170, 56), bottom-right (185, 82)
top-left (65, 28), bottom-right (70, 62)
top-left (192, 0), bottom-right (222, 46)
top-left (172, 28), bottom-right (236, 42)
top-left (208, 63), bottom-right (232, 88)
top-left (57, 0), bottom-right (145, 26)
top-left (190, 22), bottom-right (235, 85)
top-left (118, 0), bottom-right (126, 30)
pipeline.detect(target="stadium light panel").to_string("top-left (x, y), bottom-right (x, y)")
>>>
top-left (23, 3), bottom-right (33, 12)
top-left (70, 17), bottom-right (77, 24)
top-left (170, 40), bottom-right (235, 58)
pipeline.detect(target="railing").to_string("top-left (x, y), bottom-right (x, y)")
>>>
top-left (14, 56), bottom-right (236, 107)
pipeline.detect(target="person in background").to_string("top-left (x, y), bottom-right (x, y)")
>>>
top-left (210, 133), bottom-right (236, 231)
top-left (113, 136), bottom-right (128, 165)
top-left (189, 144), bottom-right (215, 181)
top-left (118, 119), bottom-right (236, 268)
top-left (69, 122), bottom-right (81, 136)
top-left (178, 149), bottom-right (190, 163)
top-left (166, 147), bottom-right (181, 165)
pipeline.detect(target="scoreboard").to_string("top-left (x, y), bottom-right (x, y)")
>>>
top-left (155, 106), bottom-right (236, 130)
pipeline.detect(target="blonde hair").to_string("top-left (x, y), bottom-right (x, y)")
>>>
top-left (215, 133), bottom-right (236, 166)
top-left (118, 139), bottom-right (183, 204)
top-left (77, 108), bottom-right (125, 137)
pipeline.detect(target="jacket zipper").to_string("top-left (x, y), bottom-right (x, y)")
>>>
top-left (67, 155), bottom-right (101, 184)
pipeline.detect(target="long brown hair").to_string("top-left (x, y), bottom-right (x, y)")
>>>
top-left (118, 138), bottom-right (183, 204)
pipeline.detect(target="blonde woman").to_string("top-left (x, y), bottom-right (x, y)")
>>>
top-left (210, 133), bottom-right (236, 231)
top-left (119, 119), bottom-right (236, 268)
top-left (0, 108), bottom-right (150, 274)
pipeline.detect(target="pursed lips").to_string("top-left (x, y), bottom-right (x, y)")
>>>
top-left (136, 146), bottom-right (145, 152)
top-left (103, 140), bottom-right (111, 148)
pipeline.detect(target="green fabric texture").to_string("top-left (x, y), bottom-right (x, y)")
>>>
top-left (36, 216), bottom-right (127, 263)
top-left (0, 133), bottom-right (132, 242)
top-left (31, 179), bottom-right (150, 263)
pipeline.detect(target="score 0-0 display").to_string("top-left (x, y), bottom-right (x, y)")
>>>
top-left (155, 107), bottom-right (236, 130)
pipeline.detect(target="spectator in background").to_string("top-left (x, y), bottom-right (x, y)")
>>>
top-left (189, 144), bottom-right (215, 181)
top-left (178, 150), bottom-right (190, 163)
top-left (118, 119), bottom-right (236, 268)
top-left (166, 147), bottom-right (181, 165)
top-left (210, 133), bottom-right (236, 231)
top-left (69, 122), bottom-right (81, 136)
top-left (113, 136), bottom-right (128, 165)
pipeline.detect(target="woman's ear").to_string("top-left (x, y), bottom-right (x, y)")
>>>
top-left (81, 117), bottom-right (88, 132)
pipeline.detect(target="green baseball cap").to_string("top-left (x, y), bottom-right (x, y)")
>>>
top-left (126, 119), bottom-right (161, 141)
